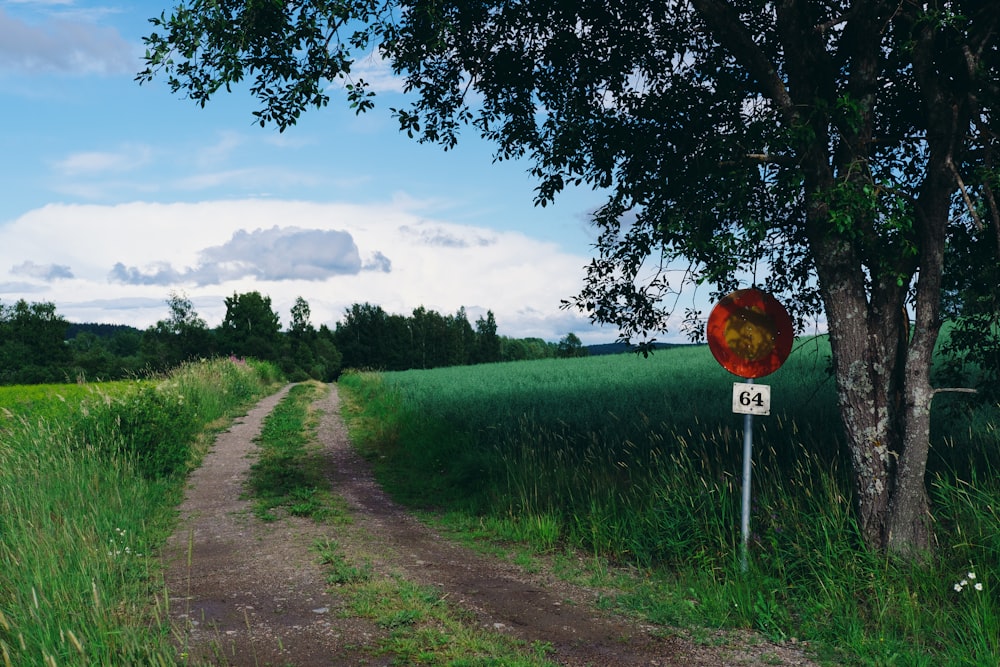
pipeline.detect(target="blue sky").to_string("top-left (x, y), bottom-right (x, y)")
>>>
top-left (0, 0), bottom-right (684, 344)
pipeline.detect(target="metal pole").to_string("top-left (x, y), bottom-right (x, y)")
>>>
top-left (741, 378), bottom-right (754, 572)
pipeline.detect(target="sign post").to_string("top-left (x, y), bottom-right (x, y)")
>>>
top-left (706, 289), bottom-right (792, 571)
top-left (741, 388), bottom-right (754, 572)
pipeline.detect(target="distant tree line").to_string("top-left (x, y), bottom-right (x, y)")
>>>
top-left (332, 302), bottom-right (585, 371)
top-left (0, 293), bottom-right (588, 385)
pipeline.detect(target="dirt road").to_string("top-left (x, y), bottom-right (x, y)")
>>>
top-left (162, 384), bottom-right (820, 666)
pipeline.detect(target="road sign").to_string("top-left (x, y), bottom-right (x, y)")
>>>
top-left (732, 382), bottom-right (771, 416)
top-left (706, 288), bottom-right (793, 379)
top-left (706, 289), bottom-right (792, 572)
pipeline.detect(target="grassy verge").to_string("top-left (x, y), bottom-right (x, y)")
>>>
top-left (246, 381), bottom-right (350, 522)
top-left (0, 358), bottom-right (281, 666)
top-left (337, 343), bottom-right (1000, 667)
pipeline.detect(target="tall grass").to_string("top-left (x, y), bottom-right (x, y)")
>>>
top-left (0, 357), bottom-right (281, 666)
top-left (340, 338), bottom-right (1000, 665)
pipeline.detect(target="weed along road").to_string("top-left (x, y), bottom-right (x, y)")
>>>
top-left (162, 383), bottom-right (819, 666)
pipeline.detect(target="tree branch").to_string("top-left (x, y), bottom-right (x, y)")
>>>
top-left (719, 153), bottom-right (796, 167)
top-left (947, 157), bottom-right (985, 232)
top-left (689, 0), bottom-right (796, 120)
top-left (931, 387), bottom-right (979, 396)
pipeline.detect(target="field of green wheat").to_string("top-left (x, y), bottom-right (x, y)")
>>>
top-left (340, 338), bottom-right (1000, 666)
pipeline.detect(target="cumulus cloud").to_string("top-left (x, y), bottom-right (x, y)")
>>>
top-left (109, 226), bottom-right (373, 286)
top-left (108, 261), bottom-right (183, 286)
top-left (347, 51), bottom-right (406, 95)
top-left (197, 226), bottom-right (366, 282)
top-left (11, 260), bottom-right (73, 280)
top-left (0, 7), bottom-right (135, 75)
top-left (363, 251), bottom-right (392, 273)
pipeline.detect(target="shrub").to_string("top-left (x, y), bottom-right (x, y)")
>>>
top-left (68, 357), bottom-right (283, 478)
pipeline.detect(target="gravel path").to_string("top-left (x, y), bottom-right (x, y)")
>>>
top-left (161, 384), bottom-right (822, 666)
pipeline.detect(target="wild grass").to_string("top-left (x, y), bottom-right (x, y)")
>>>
top-left (0, 357), bottom-right (281, 666)
top-left (312, 539), bottom-right (557, 665)
top-left (247, 381), bottom-right (350, 522)
top-left (339, 337), bottom-right (1000, 666)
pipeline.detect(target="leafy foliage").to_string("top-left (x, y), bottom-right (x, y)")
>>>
top-left (0, 299), bottom-right (72, 383)
top-left (141, 290), bottom-right (214, 369)
top-left (941, 221), bottom-right (1000, 402)
top-left (333, 302), bottom-right (557, 371)
top-left (218, 290), bottom-right (283, 359)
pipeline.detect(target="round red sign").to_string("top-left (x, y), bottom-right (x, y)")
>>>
top-left (706, 289), bottom-right (793, 379)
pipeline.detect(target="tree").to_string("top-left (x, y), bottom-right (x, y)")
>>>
top-left (142, 291), bottom-right (213, 369)
top-left (334, 302), bottom-right (393, 370)
top-left (139, 2), bottom-right (1000, 554)
top-left (557, 333), bottom-right (588, 359)
top-left (68, 332), bottom-right (115, 380)
top-left (217, 291), bottom-right (282, 361)
top-left (283, 296), bottom-right (343, 381)
top-left (0, 299), bottom-right (71, 383)
top-left (410, 306), bottom-right (455, 369)
top-left (289, 296), bottom-right (313, 339)
top-left (311, 324), bottom-right (344, 382)
top-left (474, 311), bottom-right (502, 364)
top-left (449, 307), bottom-right (477, 366)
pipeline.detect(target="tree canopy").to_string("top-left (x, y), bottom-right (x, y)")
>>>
top-left (138, 0), bottom-right (1000, 554)
top-left (0, 299), bottom-right (71, 383)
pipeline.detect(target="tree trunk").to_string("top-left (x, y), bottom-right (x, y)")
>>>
top-left (808, 148), bottom-right (952, 555)
top-left (820, 275), bottom-right (905, 549)
top-left (815, 259), bottom-right (939, 554)
top-left (882, 150), bottom-right (952, 555)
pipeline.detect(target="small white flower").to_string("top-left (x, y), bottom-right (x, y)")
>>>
top-left (968, 572), bottom-right (976, 580)
top-left (975, 582), bottom-right (983, 591)
top-left (954, 583), bottom-right (963, 592)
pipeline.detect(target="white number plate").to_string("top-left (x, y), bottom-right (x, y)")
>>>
top-left (732, 383), bottom-right (771, 416)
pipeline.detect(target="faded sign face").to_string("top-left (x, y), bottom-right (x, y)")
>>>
top-left (707, 289), bottom-right (793, 379)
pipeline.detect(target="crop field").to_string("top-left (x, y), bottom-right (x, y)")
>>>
top-left (0, 358), bottom-right (282, 666)
top-left (0, 381), bottom-right (142, 422)
top-left (340, 338), bottom-right (1000, 666)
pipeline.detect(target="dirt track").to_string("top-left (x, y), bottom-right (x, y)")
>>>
top-left (161, 384), bottom-right (820, 666)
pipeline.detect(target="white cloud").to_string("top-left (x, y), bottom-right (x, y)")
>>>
top-left (172, 166), bottom-right (327, 194)
top-left (0, 281), bottom-right (48, 295)
top-left (11, 260), bottom-right (73, 280)
top-left (194, 131), bottom-right (247, 167)
top-left (53, 145), bottom-right (153, 176)
top-left (109, 226), bottom-right (367, 286)
top-left (0, 7), bottom-right (135, 75)
top-left (0, 199), bottom-right (610, 342)
top-left (348, 51), bottom-right (406, 95)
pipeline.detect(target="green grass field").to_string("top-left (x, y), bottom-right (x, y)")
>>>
top-left (340, 338), bottom-right (1000, 666)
